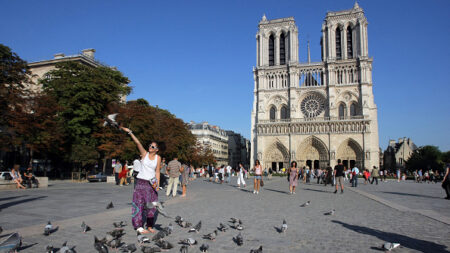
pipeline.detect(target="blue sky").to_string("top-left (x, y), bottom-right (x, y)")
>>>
top-left (1, 0), bottom-right (449, 151)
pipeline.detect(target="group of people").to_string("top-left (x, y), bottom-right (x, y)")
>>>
top-left (113, 160), bottom-right (132, 186)
top-left (413, 169), bottom-right (443, 183)
top-left (7, 165), bottom-right (39, 189)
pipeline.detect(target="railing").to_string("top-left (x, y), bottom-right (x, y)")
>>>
top-left (259, 115), bottom-right (365, 124)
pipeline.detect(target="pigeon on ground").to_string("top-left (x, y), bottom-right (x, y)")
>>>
top-left (155, 239), bottom-right (174, 249)
top-left (44, 221), bottom-right (58, 236)
top-left (188, 221), bottom-right (201, 233)
top-left (281, 220), bottom-right (288, 233)
top-left (324, 209), bottom-right (335, 215)
top-left (141, 245), bottom-right (162, 253)
top-left (137, 234), bottom-right (150, 244)
top-left (234, 233), bottom-right (244, 246)
top-left (145, 202), bottom-right (171, 218)
top-left (163, 223), bottom-right (173, 235)
top-left (106, 202), bottom-right (114, 209)
top-left (152, 230), bottom-right (167, 241)
top-left (218, 223), bottom-right (228, 232)
top-left (103, 113), bottom-right (120, 129)
top-left (81, 221), bottom-right (91, 233)
top-left (300, 201), bottom-right (310, 207)
top-left (179, 238), bottom-right (197, 246)
top-left (0, 232), bottom-right (21, 253)
top-left (119, 243), bottom-right (137, 253)
top-left (180, 245), bottom-right (189, 253)
top-left (235, 220), bottom-right (244, 230)
top-left (203, 230), bottom-right (218, 241)
top-left (113, 221), bottom-right (127, 228)
top-left (179, 221), bottom-right (192, 228)
top-left (60, 241), bottom-right (76, 253)
top-left (94, 236), bottom-right (108, 253)
top-left (382, 242), bottom-right (400, 251)
top-left (107, 228), bottom-right (125, 238)
top-left (230, 218), bottom-right (239, 224)
top-left (175, 216), bottom-right (184, 223)
top-left (199, 244), bottom-right (209, 252)
top-left (107, 238), bottom-right (121, 249)
top-left (46, 245), bottom-right (57, 253)
top-left (250, 245), bottom-right (263, 253)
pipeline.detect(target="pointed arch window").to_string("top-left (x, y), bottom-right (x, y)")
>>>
top-left (270, 106), bottom-right (276, 121)
top-left (336, 27), bottom-right (342, 60)
top-left (350, 103), bottom-right (357, 116)
top-left (280, 33), bottom-right (286, 65)
top-left (347, 26), bottom-right (353, 59)
top-left (280, 106), bottom-right (289, 120)
top-left (339, 103), bottom-right (346, 119)
top-left (269, 34), bottom-right (275, 66)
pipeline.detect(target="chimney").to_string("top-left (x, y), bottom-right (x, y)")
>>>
top-left (54, 53), bottom-right (65, 59)
top-left (82, 48), bottom-right (95, 58)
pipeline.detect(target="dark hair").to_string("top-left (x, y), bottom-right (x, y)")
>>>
top-left (255, 160), bottom-right (260, 165)
top-left (337, 159), bottom-right (341, 163)
top-left (148, 141), bottom-right (166, 152)
top-left (291, 161), bottom-right (297, 168)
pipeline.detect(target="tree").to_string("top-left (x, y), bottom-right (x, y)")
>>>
top-left (0, 44), bottom-right (31, 152)
top-left (40, 61), bottom-right (131, 168)
top-left (406, 145), bottom-right (444, 172)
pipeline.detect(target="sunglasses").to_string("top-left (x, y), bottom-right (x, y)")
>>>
top-left (149, 145), bottom-right (158, 149)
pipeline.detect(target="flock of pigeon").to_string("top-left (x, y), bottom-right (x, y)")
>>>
top-left (0, 198), bottom-right (402, 252)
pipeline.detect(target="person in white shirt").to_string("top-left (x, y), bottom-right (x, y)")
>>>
top-left (237, 163), bottom-right (246, 188)
top-left (226, 165), bottom-right (232, 183)
top-left (351, 166), bottom-right (360, 187)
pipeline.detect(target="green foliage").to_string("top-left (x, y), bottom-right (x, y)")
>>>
top-left (406, 145), bottom-right (445, 171)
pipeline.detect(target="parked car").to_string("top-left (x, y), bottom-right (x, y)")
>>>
top-left (0, 171), bottom-right (12, 181)
top-left (87, 172), bottom-right (107, 182)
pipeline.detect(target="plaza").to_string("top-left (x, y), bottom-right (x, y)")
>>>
top-left (0, 177), bottom-right (449, 252)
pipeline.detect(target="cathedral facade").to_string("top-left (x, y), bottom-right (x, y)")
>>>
top-left (250, 3), bottom-right (379, 171)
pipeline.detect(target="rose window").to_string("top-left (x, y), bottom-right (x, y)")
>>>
top-left (301, 94), bottom-right (325, 118)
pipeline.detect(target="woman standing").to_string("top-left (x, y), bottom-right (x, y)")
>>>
top-left (253, 160), bottom-right (262, 194)
top-left (121, 127), bottom-right (161, 234)
top-left (289, 161), bottom-right (299, 194)
top-left (442, 165), bottom-right (450, 200)
top-left (119, 162), bottom-right (129, 186)
top-left (181, 163), bottom-right (189, 197)
top-left (237, 162), bottom-right (246, 188)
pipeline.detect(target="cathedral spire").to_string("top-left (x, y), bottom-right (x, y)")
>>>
top-left (353, 1), bottom-right (360, 9)
top-left (261, 14), bottom-right (267, 22)
top-left (307, 40), bottom-right (311, 63)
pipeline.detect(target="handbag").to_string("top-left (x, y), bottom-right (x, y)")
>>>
top-left (260, 178), bottom-right (264, 187)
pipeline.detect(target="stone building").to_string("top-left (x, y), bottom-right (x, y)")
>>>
top-left (383, 138), bottom-right (417, 172)
top-left (226, 131), bottom-right (250, 169)
top-left (250, 3), bottom-right (379, 171)
top-left (188, 121), bottom-right (229, 167)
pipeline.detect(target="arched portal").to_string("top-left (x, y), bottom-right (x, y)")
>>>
top-left (336, 138), bottom-right (363, 169)
top-left (263, 141), bottom-right (290, 172)
top-left (296, 136), bottom-right (329, 169)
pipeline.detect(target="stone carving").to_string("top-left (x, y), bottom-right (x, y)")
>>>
top-left (301, 94), bottom-right (325, 118)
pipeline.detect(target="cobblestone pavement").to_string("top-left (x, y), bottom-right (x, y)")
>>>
top-left (0, 177), bottom-right (449, 253)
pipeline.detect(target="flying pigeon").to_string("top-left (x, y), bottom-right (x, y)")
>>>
top-left (60, 241), bottom-right (76, 253)
top-left (234, 233), bottom-right (244, 246)
top-left (145, 202), bottom-right (171, 218)
top-left (199, 244), bottom-right (209, 252)
top-left (300, 201), bottom-right (310, 207)
top-left (103, 113), bottom-right (120, 129)
top-left (0, 232), bottom-right (22, 253)
top-left (155, 239), bottom-right (173, 249)
top-left (179, 238), bottom-right (197, 246)
top-left (203, 230), bottom-right (218, 241)
top-left (44, 221), bottom-right (58, 236)
top-left (106, 202), bottom-right (114, 209)
top-left (81, 221), bottom-right (91, 233)
top-left (119, 243), bottom-right (137, 253)
top-left (250, 245), bottom-right (263, 253)
top-left (180, 245), bottom-right (189, 253)
top-left (218, 223), bottom-right (228, 232)
top-left (382, 242), bottom-right (400, 251)
top-left (188, 221), bottom-right (201, 233)
top-left (94, 236), bottom-right (108, 253)
top-left (141, 245), bottom-right (162, 253)
top-left (137, 234), bottom-right (150, 244)
top-left (324, 209), bottom-right (335, 215)
top-left (281, 220), bottom-right (288, 233)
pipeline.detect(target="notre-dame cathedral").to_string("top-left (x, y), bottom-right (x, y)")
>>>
top-left (250, 3), bottom-right (379, 171)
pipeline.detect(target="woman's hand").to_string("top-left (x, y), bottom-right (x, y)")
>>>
top-left (120, 126), bottom-right (131, 133)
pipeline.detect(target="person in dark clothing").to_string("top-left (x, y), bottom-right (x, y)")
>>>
top-left (324, 164), bottom-right (333, 187)
top-left (334, 159), bottom-right (345, 194)
top-left (442, 165), bottom-right (450, 200)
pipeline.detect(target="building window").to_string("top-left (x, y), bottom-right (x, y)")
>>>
top-left (347, 26), bottom-right (353, 58)
top-left (336, 27), bottom-right (342, 60)
top-left (280, 106), bottom-right (289, 119)
top-left (280, 33), bottom-right (286, 65)
top-left (350, 103), bottom-right (357, 116)
top-left (270, 106), bottom-right (276, 121)
top-left (339, 103), bottom-right (346, 119)
top-left (269, 34), bottom-right (274, 66)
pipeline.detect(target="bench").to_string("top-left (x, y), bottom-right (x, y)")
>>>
top-left (0, 176), bottom-right (48, 190)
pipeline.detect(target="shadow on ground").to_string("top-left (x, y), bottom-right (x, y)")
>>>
top-left (332, 220), bottom-right (448, 252)
top-left (381, 191), bottom-right (444, 200)
top-left (0, 196), bottom-right (47, 210)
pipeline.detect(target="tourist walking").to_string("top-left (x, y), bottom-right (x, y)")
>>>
top-left (166, 157), bottom-right (182, 197)
top-left (441, 164), bottom-right (450, 200)
top-left (253, 160), bottom-right (263, 194)
top-left (237, 162), bottom-right (246, 188)
top-left (181, 163), bottom-right (189, 197)
top-left (159, 157), bottom-right (168, 188)
top-left (334, 159), bottom-right (345, 194)
top-left (396, 168), bottom-right (401, 182)
top-left (119, 163), bottom-right (129, 186)
top-left (351, 165), bottom-right (359, 187)
top-left (289, 161), bottom-right (299, 194)
top-left (113, 160), bottom-right (122, 185)
top-left (120, 126), bottom-right (161, 234)
top-left (371, 166), bottom-right (379, 185)
top-left (226, 165), bottom-right (232, 183)
top-left (324, 164), bottom-right (333, 186)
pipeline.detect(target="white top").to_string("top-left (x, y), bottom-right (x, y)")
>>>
top-left (133, 159), bottom-right (142, 173)
top-left (226, 165), bottom-right (232, 173)
top-left (137, 153), bottom-right (158, 181)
